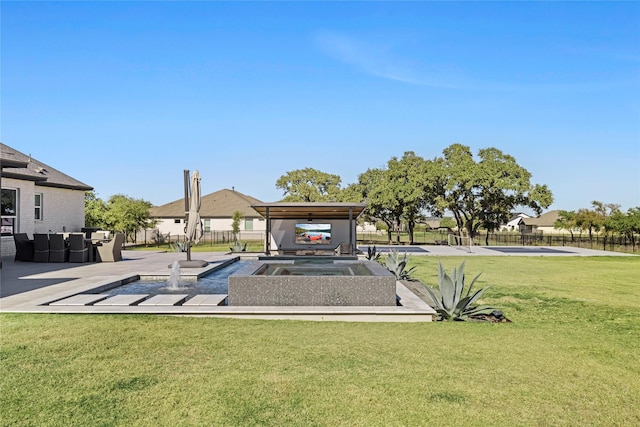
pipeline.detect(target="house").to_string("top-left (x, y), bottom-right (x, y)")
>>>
top-left (149, 188), bottom-right (266, 240)
top-left (1, 143), bottom-right (93, 256)
top-left (519, 210), bottom-right (564, 235)
top-left (500, 212), bottom-right (532, 232)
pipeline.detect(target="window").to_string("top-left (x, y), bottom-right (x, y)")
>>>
top-left (174, 219), bottom-right (181, 224)
top-left (35, 193), bottom-right (43, 220)
top-left (1, 188), bottom-right (17, 235)
top-left (204, 219), bottom-right (210, 232)
top-left (244, 218), bottom-right (253, 231)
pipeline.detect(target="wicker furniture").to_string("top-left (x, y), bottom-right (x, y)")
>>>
top-left (49, 234), bottom-right (69, 262)
top-left (96, 233), bottom-right (125, 262)
top-left (13, 233), bottom-right (34, 262)
top-left (68, 233), bottom-right (89, 263)
top-left (33, 234), bottom-right (50, 262)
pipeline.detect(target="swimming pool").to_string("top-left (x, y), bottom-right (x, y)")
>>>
top-left (92, 260), bottom-right (258, 297)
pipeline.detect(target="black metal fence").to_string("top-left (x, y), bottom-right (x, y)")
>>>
top-left (487, 233), bottom-right (638, 253)
top-left (356, 230), bottom-right (639, 254)
top-left (132, 228), bottom-right (637, 254)
top-left (134, 229), bottom-right (264, 247)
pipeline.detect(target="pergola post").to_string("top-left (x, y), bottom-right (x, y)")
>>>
top-left (349, 207), bottom-right (354, 255)
top-left (265, 207), bottom-right (271, 255)
top-left (183, 169), bottom-right (191, 262)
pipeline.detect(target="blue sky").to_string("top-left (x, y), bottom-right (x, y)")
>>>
top-left (2, 1), bottom-right (639, 212)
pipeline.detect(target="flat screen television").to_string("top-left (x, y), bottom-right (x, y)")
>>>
top-left (295, 223), bottom-right (332, 245)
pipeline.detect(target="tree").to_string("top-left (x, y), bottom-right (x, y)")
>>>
top-left (334, 181), bottom-right (365, 203)
top-left (574, 208), bottom-right (600, 240)
top-left (592, 201), bottom-right (621, 249)
top-left (350, 168), bottom-right (396, 244)
top-left (433, 144), bottom-right (553, 241)
top-left (231, 210), bottom-right (243, 242)
top-left (349, 152), bottom-right (439, 244)
top-left (84, 191), bottom-right (107, 228)
top-left (573, 201), bottom-right (619, 243)
top-left (555, 210), bottom-right (578, 240)
top-left (439, 217), bottom-right (457, 230)
top-left (101, 194), bottom-right (156, 243)
top-left (385, 152), bottom-right (439, 244)
top-left (276, 168), bottom-right (342, 202)
top-left (592, 201), bottom-right (620, 221)
top-left (607, 207), bottom-right (640, 251)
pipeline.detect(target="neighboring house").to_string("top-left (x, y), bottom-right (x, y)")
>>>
top-left (356, 221), bottom-right (378, 233)
top-left (423, 217), bottom-right (443, 229)
top-left (1, 143), bottom-right (93, 256)
top-left (149, 188), bottom-right (266, 240)
top-left (500, 212), bottom-right (532, 232)
top-left (423, 217), bottom-right (458, 230)
top-left (519, 210), bottom-right (564, 235)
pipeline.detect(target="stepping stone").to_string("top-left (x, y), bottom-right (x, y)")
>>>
top-left (182, 295), bottom-right (227, 306)
top-left (94, 294), bottom-right (149, 306)
top-left (49, 294), bottom-right (109, 306)
top-left (138, 294), bottom-right (188, 306)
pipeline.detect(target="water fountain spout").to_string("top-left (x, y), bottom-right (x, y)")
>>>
top-left (167, 260), bottom-right (182, 289)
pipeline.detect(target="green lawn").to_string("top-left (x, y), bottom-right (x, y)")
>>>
top-left (2, 256), bottom-right (639, 426)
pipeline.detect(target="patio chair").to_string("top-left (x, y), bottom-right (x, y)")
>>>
top-left (96, 232), bottom-right (125, 262)
top-left (335, 242), bottom-right (352, 256)
top-left (68, 233), bottom-right (89, 263)
top-left (90, 231), bottom-right (106, 240)
top-left (33, 234), bottom-right (50, 262)
top-left (13, 233), bottom-right (34, 262)
top-left (49, 233), bottom-right (69, 262)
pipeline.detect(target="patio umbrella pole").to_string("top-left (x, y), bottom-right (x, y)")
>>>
top-left (173, 169), bottom-right (208, 269)
top-left (184, 169), bottom-right (191, 262)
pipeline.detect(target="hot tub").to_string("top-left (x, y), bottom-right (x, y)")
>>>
top-left (227, 259), bottom-right (397, 306)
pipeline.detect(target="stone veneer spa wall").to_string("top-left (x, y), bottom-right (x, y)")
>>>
top-left (227, 259), bottom-right (397, 306)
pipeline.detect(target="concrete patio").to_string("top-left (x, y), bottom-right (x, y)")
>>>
top-left (0, 250), bottom-right (437, 322)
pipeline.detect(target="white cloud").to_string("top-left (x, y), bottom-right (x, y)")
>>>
top-left (314, 30), bottom-right (471, 89)
top-left (313, 31), bottom-right (630, 93)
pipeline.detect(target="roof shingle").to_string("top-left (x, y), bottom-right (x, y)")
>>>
top-left (150, 188), bottom-right (264, 218)
top-left (1, 143), bottom-right (93, 191)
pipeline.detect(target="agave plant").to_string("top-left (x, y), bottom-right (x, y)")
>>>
top-left (384, 250), bottom-right (418, 281)
top-left (366, 245), bottom-right (381, 262)
top-left (422, 261), bottom-right (495, 321)
top-left (172, 242), bottom-right (188, 253)
top-left (230, 241), bottom-right (247, 252)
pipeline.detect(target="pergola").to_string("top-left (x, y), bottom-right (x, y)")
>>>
top-left (251, 202), bottom-right (367, 255)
